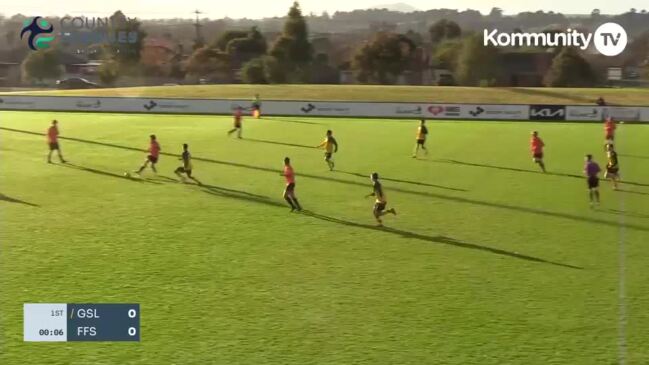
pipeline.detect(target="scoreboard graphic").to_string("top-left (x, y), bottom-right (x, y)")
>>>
top-left (24, 303), bottom-right (140, 342)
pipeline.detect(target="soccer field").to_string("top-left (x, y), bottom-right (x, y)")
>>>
top-left (1, 111), bottom-right (649, 364)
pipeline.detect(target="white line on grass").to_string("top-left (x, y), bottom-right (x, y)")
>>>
top-left (617, 192), bottom-right (627, 365)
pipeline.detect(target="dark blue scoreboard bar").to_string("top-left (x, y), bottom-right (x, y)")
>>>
top-left (24, 303), bottom-right (140, 342)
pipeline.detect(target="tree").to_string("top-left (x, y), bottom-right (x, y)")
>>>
top-left (429, 19), bottom-right (461, 45)
top-left (455, 34), bottom-right (501, 86)
top-left (433, 39), bottom-right (463, 71)
top-left (241, 57), bottom-right (267, 84)
top-left (268, 2), bottom-right (313, 82)
top-left (107, 11), bottom-right (147, 65)
top-left (98, 60), bottom-right (120, 86)
top-left (489, 7), bottom-right (503, 19)
top-left (186, 46), bottom-right (231, 81)
top-left (22, 49), bottom-right (62, 82)
top-left (225, 27), bottom-right (267, 64)
top-left (212, 30), bottom-right (248, 51)
top-left (544, 48), bottom-right (597, 87)
top-left (353, 33), bottom-right (416, 84)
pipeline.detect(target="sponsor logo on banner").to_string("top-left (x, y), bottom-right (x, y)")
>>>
top-left (76, 100), bottom-right (102, 109)
top-left (530, 105), bottom-right (566, 120)
top-left (300, 103), bottom-right (350, 115)
top-left (427, 105), bottom-right (461, 118)
top-left (143, 100), bottom-right (189, 111)
top-left (464, 105), bottom-right (527, 119)
top-left (603, 107), bottom-right (641, 121)
top-left (395, 105), bottom-right (422, 115)
top-left (566, 107), bottom-right (601, 121)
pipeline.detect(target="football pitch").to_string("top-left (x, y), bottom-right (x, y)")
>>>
top-left (2, 111), bottom-right (649, 364)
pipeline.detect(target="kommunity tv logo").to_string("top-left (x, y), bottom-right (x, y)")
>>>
top-left (484, 22), bottom-right (628, 57)
top-left (21, 16), bottom-right (56, 50)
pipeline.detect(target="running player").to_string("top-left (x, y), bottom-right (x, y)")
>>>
top-left (252, 94), bottom-right (262, 118)
top-left (280, 157), bottom-right (302, 211)
top-left (584, 154), bottom-right (601, 207)
top-left (530, 131), bottom-right (546, 172)
top-left (412, 119), bottom-right (428, 158)
top-left (46, 120), bottom-right (67, 163)
top-left (604, 117), bottom-right (616, 143)
top-left (365, 172), bottom-right (396, 226)
top-left (316, 130), bottom-right (338, 171)
top-left (227, 106), bottom-right (243, 138)
top-left (136, 134), bottom-right (160, 175)
top-left (174, 143), bottom-right (201, 184)
top-left (605, 144), bottom-right (621, 190)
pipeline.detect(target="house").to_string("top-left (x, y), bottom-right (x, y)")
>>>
top-left (499, 51), bottom-right (554, 86)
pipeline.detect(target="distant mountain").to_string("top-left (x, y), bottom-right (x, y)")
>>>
top-left (369, 3), bottom-right (419, 12)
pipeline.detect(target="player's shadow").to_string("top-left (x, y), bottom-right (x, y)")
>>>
top-left (604, 209), bottom-right (649, 219)
top-left (201, 183), bottom-right (271, 200)
top-left (301, 211), bottom-right (582, 270)
top-left (620, 154), bottom-right (649, 160)
top-left (336, 170), bottom-right (467, 192)
top-left (265, 117), bottom-right (319, 125)
top-left (245, 138), bottom-right (317, 149)
top-left (3, 128), bottom-right (647, 232)
top-left (617, 189), bottom-right (649, 197)
top-left (56, 163), bottom-right (162, 185)
top-left (0, 193), bottom-right (39, 207)
top-left (433, 158), bottom-right (649, 188)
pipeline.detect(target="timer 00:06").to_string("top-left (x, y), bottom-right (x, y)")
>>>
top-left (39, 329), bottom-right (64, 336)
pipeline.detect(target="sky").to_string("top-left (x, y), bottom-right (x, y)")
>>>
top-left (2, 0), bottom-right (647, 20)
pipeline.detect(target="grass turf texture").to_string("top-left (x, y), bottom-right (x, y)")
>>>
top-left (1, 111), bottom-right (649, 364)
top-left (3, 84), bottom-right (649, 106)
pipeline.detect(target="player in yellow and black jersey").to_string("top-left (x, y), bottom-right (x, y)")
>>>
top-left (174, 143), bottom-right (201, 185)
top-left (365, 172), bottom-right (396, 226)
top-left (316, 130), bottom-right (339, 171)
top-left (605, 143), bottom-right (620, 190)
top-left (413, 119), bottom-right (428, 158)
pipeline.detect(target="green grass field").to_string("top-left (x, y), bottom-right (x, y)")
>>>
top-left (1, 111), bottom-right (649, 364)
top-left (4, 84), bottom-right (649, 105)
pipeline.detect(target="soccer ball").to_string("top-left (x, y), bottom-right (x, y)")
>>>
top-left (124, 171), bottom-right (131, 178)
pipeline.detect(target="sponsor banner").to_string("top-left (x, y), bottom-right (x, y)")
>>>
top-left (425, 104), bottom-right (463, 119)
top-left (602, 106), bottom-right (642, 121)
top-left (462, 104), bottom-right (529, 120)
top-left (565, 106), bottom-right (602, 121)
top-left (0, 95), bottom-right (648, 122)
top-left (529, 105), bottom-right (566, 120)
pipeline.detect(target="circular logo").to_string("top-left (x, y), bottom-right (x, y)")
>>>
top-left (593, 23), bottom-right (627, 56)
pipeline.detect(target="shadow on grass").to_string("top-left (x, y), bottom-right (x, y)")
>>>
top-left (4, 127), bottom-right (648, 232)
top-left (245, 138), bottom-right (317, 150)
top-left (432, 158), bottom-right (649, 188)
top-left (619, 154), bottom-right (649, 160)
top-left (263, 117), bottom-right (320, 125)
top-left (56, 163), bottom-right (162, 184)
top-left (337, 170), bottom-right (467, 192)
top-left (0, 193), bottom-right (39, 207)
top-left (604, 208), bottom-right (649, 219)
top-left (617, 189), bottom-right (649, 197)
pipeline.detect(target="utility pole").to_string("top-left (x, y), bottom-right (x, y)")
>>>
top-left (192, 10), bottom-right (205, 49)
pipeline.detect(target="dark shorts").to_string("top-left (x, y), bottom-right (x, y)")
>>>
top-left (533, 152), bottom-right (543, 160)
top-left (606, 133), bottom-right (614, 140)
top-left (285, 182), bottom-right (295, 192)
top-left (252, 105), bottom-right (260, 111)
top-left (147, 155), bottom-right (159, 163)
top-left (587, 176), bottom-right (599, 189)
top-left (374, 201), bottom-right (387, 212)
top-left (324, 152), bottom-right (332, 160)
top-left (49, 142), bottom-right (59, 150)
top-left (416, 139), bottom-right (426, 145)
top-left (607, 166), bottom-right (619, 174)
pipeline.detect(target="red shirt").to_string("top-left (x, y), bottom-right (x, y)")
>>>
top-left (47, 126), bottom-right (59, 143)
top-left (149, 141), bottom-right (160, 157)
top-left (605, 120), bottom-right (616, 133)
top-left (530, 136), bottom-right (544, 154)
top-left (283, 165), bottom-right (295, 184)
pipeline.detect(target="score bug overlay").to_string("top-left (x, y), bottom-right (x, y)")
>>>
top-left (24, 303), bottom-right (140, 342)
